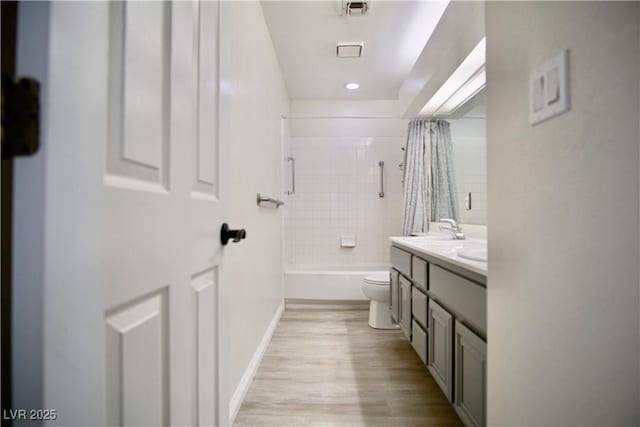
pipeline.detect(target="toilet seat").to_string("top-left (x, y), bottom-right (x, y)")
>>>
top-left (363, 272), bottom-right (390, 286)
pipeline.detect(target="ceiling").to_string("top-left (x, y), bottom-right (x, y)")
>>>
top-left (261, 1), bottom-right (449, 100)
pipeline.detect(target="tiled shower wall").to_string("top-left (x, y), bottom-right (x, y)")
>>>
top-left (283, 116), bottom-right (486, 267)
top-left (284, 119), bottom-right (406, 266)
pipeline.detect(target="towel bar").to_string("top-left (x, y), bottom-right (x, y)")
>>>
top-left (257, 193), bottom-right (285, 208)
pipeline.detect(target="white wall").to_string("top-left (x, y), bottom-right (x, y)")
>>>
top-left (486, 2), bottom-right (640, 425)
top-left (290, 100), bottom-right (400, 117)
top-left (287, 100), bottom-right (404, 139)
top-left (450, 118), bottom-right (486, 225)
top-left (225, 0), bottom-right (289, 414)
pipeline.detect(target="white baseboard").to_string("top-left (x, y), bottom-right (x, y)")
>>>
top-left (229, 300), bottom-right (284, 425)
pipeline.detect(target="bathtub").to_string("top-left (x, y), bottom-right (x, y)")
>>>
top-left (284, 264), bottom-right (389, 300)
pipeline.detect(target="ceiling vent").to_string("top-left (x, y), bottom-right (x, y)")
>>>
top-left (336, 43), bottom-right (364, 58)
top-left (342, 1), bottom-right (369, 17)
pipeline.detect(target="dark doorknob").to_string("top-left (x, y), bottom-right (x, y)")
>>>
top-left (220, 223), bottom-right (246, 245)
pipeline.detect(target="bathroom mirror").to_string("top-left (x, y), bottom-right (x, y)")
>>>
top-left (449, 98), bottom-right (486, 225)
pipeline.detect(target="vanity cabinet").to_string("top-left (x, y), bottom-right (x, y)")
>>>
top-left (427, 299), bottom-right (454, 403)
top-left (398, 275), bottom-right (412, 340)
top-left (389, 241), bottom-right (487, 427)
top-left (454, 320), bottom-right (486, 427)
top-left (390, 269), bottom-right (399, 323)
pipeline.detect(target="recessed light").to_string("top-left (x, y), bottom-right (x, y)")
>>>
top-left (345, 82), bottom-right (360, 90)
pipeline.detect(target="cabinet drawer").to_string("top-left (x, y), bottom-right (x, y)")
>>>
top-left (390, 246), bottom-right (412, 277)
top-left (411, 287), bottom-right (428, 328)
top-left (430, 265), bottom-right (486, 337)
top-left (411, 320), bottom-right (427, 365)
top-left (411, 257), bottom-right (428, 290)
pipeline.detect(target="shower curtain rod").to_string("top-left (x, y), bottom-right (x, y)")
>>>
top-left (423, 115), bottom-right (486, 120)
top-left (282, 115), bottom-right (402, 119)
top-left (282, 115), bottom-right (486, 120)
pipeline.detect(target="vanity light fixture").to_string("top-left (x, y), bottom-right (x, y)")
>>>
top-left (420, 37), bottom-right (486, 116)
top-left (345, 82), bottom-right (360, 90)
top-left (438, 67), bottom-right (485, 114)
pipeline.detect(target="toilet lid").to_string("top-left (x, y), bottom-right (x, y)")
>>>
top-left (364, 272), bottom-right (390, 285)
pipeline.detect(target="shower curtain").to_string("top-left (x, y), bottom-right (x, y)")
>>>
top-left (401, 119), bottom-right (430, 235)
top-left (402, 119), bottom-right (458, 235)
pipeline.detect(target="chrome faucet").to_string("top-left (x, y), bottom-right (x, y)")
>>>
top-left (439, 218), bottom-right (465, 240)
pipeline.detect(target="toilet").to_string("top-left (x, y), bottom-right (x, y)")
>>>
top-left (361, 272), bottom-right (398, 329)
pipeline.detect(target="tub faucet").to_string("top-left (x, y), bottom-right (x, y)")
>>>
top-left (439, 218), bottom-right (465, 240)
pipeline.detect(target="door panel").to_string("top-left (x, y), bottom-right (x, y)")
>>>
top-left (194, 0), bottom-right (219, 196)
top-left (192, 268), bottom-right (218, 426)
top-left (106, 1), bottom-right (171, 189)
top-left (15, 1), bottom-right (228, 425)
top-left (120, 1), bottom-right (167, 169)
top-left (106, 291), bottom-right (169, 426)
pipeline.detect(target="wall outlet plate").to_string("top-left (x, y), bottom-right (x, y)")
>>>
top-left (529, 49), bottom-right (570, 125)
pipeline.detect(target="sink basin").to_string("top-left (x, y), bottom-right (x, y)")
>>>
top-left (458, 247), bottom-right (488, 262)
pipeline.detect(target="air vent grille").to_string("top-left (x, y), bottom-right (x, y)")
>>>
top-left (343, 1), bottom-right (369, 16)
top-left (336, 43), bottom-right (363, 58)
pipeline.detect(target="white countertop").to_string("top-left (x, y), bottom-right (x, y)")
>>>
top-left (389, 234), bottom-right (488, 277)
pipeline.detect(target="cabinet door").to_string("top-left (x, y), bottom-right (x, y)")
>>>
top-left (390, 270), bottom-right (399, 323)
top-left (428, 299), bottom-right (454, 402)
top-left (454, 321), bottom-right (486, 427)
top-left (411, 320), bottom-right (427, 365)
top-left (399, 275), bottom-right (412, 340)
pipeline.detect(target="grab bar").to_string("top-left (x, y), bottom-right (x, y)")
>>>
top-left (257, 193), bottom-right (284, 208)
top-left (378, 160), bottom-right (385, 198)
top-left (286, 157), bottom-right (295, 195)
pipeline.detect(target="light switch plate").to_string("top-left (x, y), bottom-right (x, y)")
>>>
top-left (529, 49), bottom-right (570, 125)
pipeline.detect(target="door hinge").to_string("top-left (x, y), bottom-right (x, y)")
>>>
top-left (1, 75), bottom-right (40, 158)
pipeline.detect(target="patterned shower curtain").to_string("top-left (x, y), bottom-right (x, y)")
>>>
top-left (402, 119), bottom-right (458, 235)
top-left (401, 119), bottom-right (430, 235)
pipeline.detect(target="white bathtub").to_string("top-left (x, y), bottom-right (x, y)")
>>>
top-left (284, 264), bottom-right (389, 300)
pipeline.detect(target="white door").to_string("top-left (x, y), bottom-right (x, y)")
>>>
top-left (14, 1), bottom-right (232, 425)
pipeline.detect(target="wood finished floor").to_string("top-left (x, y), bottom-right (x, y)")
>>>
top-left (234, 306), bottom-right (464, 427)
